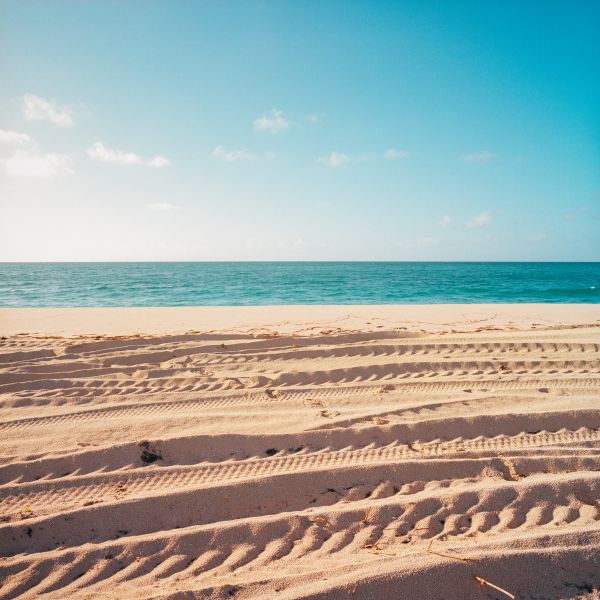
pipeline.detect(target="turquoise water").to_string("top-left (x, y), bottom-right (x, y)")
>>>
top-left (0, 262), bottom-right (598, 306)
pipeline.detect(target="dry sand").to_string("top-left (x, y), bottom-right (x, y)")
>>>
top-left (1, 304), bottom-right (600, 599)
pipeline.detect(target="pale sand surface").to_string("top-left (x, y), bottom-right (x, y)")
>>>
top-left (1, 305), bottom-right (600, 599)
top-left (2, 304), bottom-right (600, 336)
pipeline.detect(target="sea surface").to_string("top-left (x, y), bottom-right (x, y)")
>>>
top-left (0, 262), bottom-right (599, 307)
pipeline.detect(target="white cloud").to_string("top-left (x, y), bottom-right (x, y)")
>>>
top-left (212, 145), bottom-right (259, 162)
top-left (305, 113), bottom-right (323, 124)
top-left (1, 149), bottom-right (72, 178)
top-left (460, 151), bottom-right (493, 164)
top-left (0, 129), bottom-right (32, 146)
top-left (87, 142), bottom-right (170, 168)
top-left (22, 94), bottom-right (77, 127)
top-left (384, 148), bottom-right (410, 159)
top-left (465, 211), bottom-right (492, 228)
top-left (87, 142), bottom-right (139, 165)
top-left (253, 109), bottom-right (290, 133)
top-left (147, 156), bottom-right (171, 168)
top-left (318, 152), bottom-right (350, 169)
top-left (439, 215), bottom-right (451, 228)
top-left (148, 202), bottom-right (178, 211)
top-left (529, 233), bottom-right (546, 242)
top-left (318, 149), bottom-right (409, 167)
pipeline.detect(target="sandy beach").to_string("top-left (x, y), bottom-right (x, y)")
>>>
top-left (1, 304), bottom-right (600, 599)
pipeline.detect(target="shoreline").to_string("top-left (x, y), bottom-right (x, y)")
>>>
top-left (1, 303), bottom-right (599, 336)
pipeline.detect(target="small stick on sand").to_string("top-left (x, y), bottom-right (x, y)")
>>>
top-left (474, 576), bottom-right (516, 599)
top-left (426, 539), bottom-right (478, 562)
top-left (364, 542), bottom-right (396, 557)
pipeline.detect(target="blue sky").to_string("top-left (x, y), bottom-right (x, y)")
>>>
top-left (0, 0), bottom-right (598, 261)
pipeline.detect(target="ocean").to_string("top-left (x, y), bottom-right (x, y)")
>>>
top-left (0, 262), bottom-right (598, 307)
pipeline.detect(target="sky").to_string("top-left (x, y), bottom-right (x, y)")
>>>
top-left (0, 0), bottom-right (599, 261)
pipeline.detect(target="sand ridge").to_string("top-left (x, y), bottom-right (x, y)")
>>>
top-left (1, 310), bottom-right (600, 598)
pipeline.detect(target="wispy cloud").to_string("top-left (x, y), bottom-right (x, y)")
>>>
top-left (465, 211), bottom-right (491, 228)
top-left (439, 215), bottom-right (451, 228)
top-left (148, 202), bottom-right (178, 211)
top-left (563, 207), bottom-right (586, 221)
top-left (0, 129), bottom-right (32, 146)
top-left (1, 149), bottom-right (72, 178)
top-left (87, 142), bottom-right (170, 168)
top-left (529, 233), bottom-right (546, 242)
top-left (0, 129), bottom-right (72, 178)
top-left (22, 93), bottom-right (78, 128)
top-left (355, 153), bottom-right (376, 163)
top-left (212, 145), bottom-right (259, 162)
top-left (318, 149), bottom-right (409, 168)
top-left (253, 109), bottom-right (290, 133)
top-left (147, 156), bottom-right (170, 168)
top-left (318, 152), bottom-right (350, 169)
top-left (305, 112), bottom-right (323, 124)
top-left (460, 151), bottom-right (493, 164)
top-left (87, 143), bottom-right (140, 165)
top-left (384, 148), bottom-right (410, 159)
